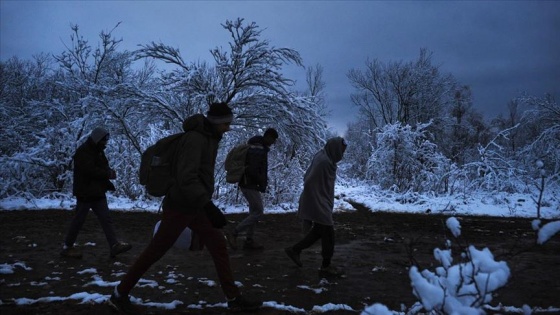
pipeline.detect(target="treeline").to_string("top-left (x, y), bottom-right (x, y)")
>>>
top-left (343, 49), bottom-right (558, 202)
top-left (1, 19), bottom-right (558, 211)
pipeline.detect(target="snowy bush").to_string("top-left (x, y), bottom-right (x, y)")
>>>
top-left (409, 217), bottom-right (510, 314)
top-left (367, 122), bottom-right (452, 193)
top-left (532, 219), bottom-right (560, 245)
top-left (362, 217), bottom-right (511, 315)
top-left (452, 126), bottom-right (527, 196)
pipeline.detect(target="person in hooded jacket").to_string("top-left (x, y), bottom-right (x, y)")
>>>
top-left (108, 102), bottom-right (262, 314)
top-left (227, 128), bottom-right (278, 250)
top-left (60, 127), bottom-right (131, 259)
top-left (284, 137), bottom-right (347, 277)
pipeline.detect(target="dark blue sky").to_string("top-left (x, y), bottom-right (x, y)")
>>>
top-left (1, 1), bottom-right (559, 134)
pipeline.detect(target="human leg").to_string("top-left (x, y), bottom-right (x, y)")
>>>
top-left (90, 197), bottom-right (118, 247)
top-left (317, 223), bottom-right (335, 268)
top-left (236, 188), bottom-right (263, 240)
top-left (63, 200), bottom-right (90, 247)
top-left (292, 221), bottom-right (322, 252)
top-left (316, 224), bottom-right (344, 277)
top-left (302, 219), bottom-right (313, 235)
top-left (116, 208), bottom-right (190, 296)
top-left (285, 221), bottom-right (322, 267)
top-left (233, 188), bottom-right (264, 249)
top-left (90, 197), bottom-right (131, 257)
top-left (190, 214), bottom-right (241, 299)
top-left (191, 214), bottom-right (262, 311)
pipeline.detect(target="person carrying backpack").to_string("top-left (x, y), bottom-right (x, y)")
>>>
top-left (226, 128), bottom-right (278, 250)
top-left (284, 137), bottom-right (348, 278)
top-left (108, 102), bottom-right (262, 314)
top-left (60, 127), bottom-right (132, 259)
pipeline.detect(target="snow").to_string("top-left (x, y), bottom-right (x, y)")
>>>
top-left (535, 220), bottom-right (560, 245)
top-left (1, 182), bottom-right (558, 220)
top-left (1, 182), bottom-right (559, 313)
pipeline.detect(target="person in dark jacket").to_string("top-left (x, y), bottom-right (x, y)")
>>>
top-left (227, 128), bottom-right (278, 250)
top-left (108, 102), bottom-right (262, 314)
top-left (284, 137), bottom-right (347, 277)
top-left (60, 127), bottom-right (131, 259)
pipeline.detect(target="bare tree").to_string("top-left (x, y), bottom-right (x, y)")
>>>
top-left (305, 63), bottom-right (327, 112)
top-left (441, 85), bottom-right (490, 166)
top-left (347, 48), bottom-right (456, 128)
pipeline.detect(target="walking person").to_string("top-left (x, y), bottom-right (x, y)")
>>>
top-left (60, 127), bottom-right (131, 259)
top-left (227, 128), bottom-right (278, 250)
top-left (108, 102), bottom-right (262, 314)
top-left (284, 137), bottom-right (347, 277)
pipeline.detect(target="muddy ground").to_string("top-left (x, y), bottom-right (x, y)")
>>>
top-left (1, 204), bottom-right (559, 314)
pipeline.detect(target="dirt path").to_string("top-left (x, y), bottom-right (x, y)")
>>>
top-left (1, 206), bottom-right (559, 314)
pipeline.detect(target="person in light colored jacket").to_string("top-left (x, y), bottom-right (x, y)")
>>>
top-left (285, 137), bottom-right (347, 277)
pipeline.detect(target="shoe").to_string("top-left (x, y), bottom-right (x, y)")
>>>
top-left (228, 295), bottom-right (262, 312)
top-left (225, 230), bottom-right (238, 250)
top-left (110, 242), bottom-right (132, 258)
top-left (319, 265), bottom-right (345, 277)
top-left (284, 247), bottom-right (302, 267)
top-left (60, 247), bottom-right (82, 259)
top-left (107, 293), bottom-right (140, 314)
top-left (243, 239), bottom-right (264, 250)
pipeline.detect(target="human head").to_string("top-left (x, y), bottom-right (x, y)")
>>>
top-left (263, 128), bottom-right (279, 146)
top-left (90, 127), bottom-right (110, 149)
top-left (206, 102), bottom-right (234, 135)
top-left (324, 136), bottom-right (347, 163)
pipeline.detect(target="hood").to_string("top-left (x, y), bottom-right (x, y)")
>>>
top-left (324, 137), bottom-right (346, 164)
top-left (90, 127), bottom-right (109, 144)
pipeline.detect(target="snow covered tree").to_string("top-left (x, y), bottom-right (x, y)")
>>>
top-left (491, 100), bottom-right (523, 155)
top-left (0, 23), bottom-right (158, 199)
top-left (345, 49), bottom-right (460, 185)
top-left (134, 18), bottom-right (328, 204)
top-left (0, 54), bottom-right (60, 156)
top-left (1, 18), bottom-right (329, 204)
top-left (343, 119), bottom-right (376, 179)
top-left (367, 122), bottom-right (451, 193)
top-left (460, 126), bottom-right (526, 194)
top-left (517, 94), bottom-right (559, 185)
top-left (0, 53), bottom-right (83, 197)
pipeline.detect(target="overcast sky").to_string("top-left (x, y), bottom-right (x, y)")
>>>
top-left (1, 1), bottom-right (559, 134)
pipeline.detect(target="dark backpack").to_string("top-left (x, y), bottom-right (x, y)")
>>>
top-left (224, 143), bottom-right (251, 184)
top-left (139, 133), bottom-right (185, 197)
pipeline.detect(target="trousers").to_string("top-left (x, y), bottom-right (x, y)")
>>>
top-left (234, 187), bottom-right (264, 239)
top-left (117, 207), bottom-right (240, 299)
top-left (64, 197), bottom-right (117, 248)
top-left (292, 220), bottom-right (335, 268)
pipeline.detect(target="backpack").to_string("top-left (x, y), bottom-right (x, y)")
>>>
top-left (224, 143), bottom-right (251, 183)
top-left (139, 133), bottom-right (185, 197)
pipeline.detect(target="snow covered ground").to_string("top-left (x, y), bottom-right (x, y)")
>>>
top-left (1, 182), bottom-right (559, 314)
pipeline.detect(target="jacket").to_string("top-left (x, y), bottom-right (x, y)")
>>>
top-left (163, 114), bottom-right (222, 213)
top-left (72, 137), bottom-right (116, 201)
top-left (239, 135), bottom-right (269, 192)
top-left (297, 137), bottom-right (346, 226)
